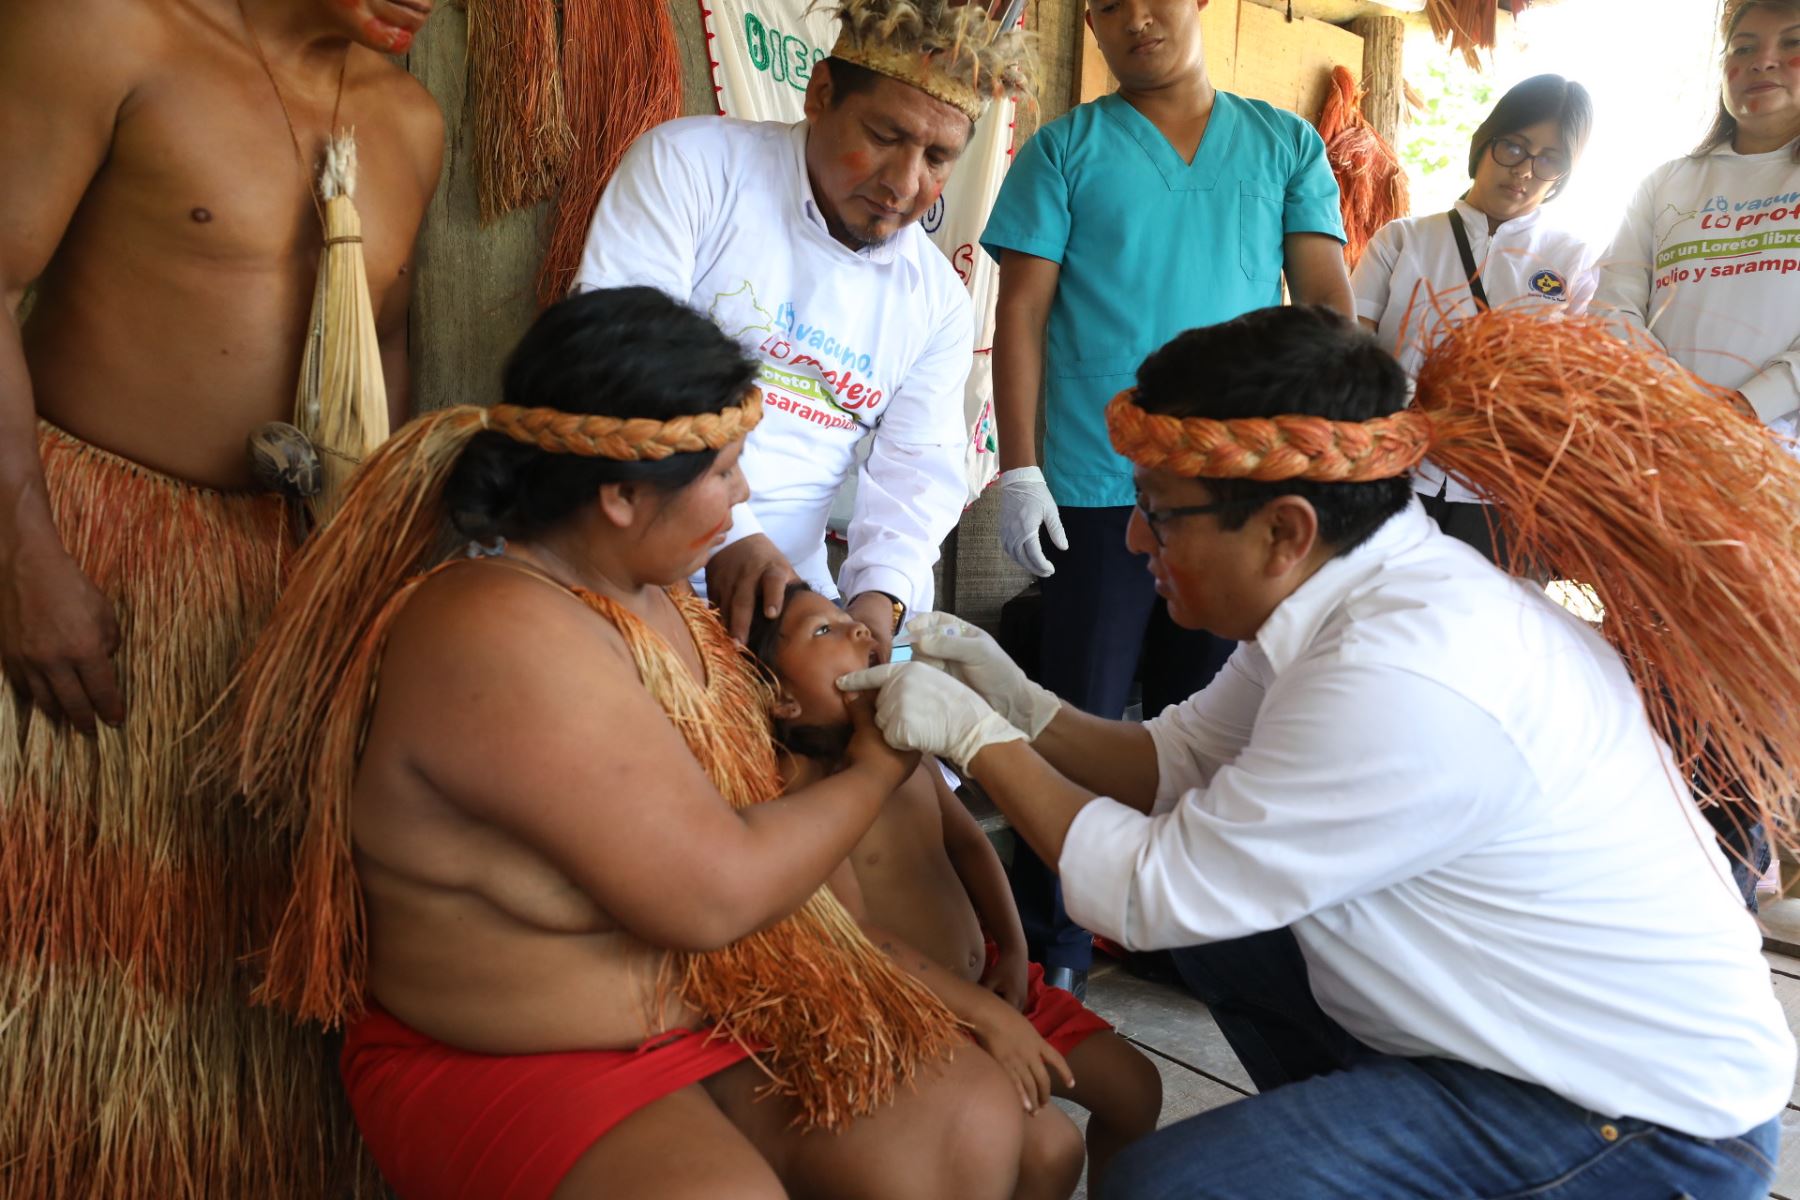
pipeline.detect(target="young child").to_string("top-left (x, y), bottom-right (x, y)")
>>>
top-left (750, 585), bottom-right (1163, 1192)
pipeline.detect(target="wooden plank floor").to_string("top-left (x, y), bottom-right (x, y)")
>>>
top-left (1057, 952), bottom-right (1800, 1200)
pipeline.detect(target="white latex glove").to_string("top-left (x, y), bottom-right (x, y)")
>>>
top-left (907, 611), bottom-right (1061, 740)
top-left (998, 467), bottom-right (1067, 578)
top-left (836, 661), bottom-right (1026, 772)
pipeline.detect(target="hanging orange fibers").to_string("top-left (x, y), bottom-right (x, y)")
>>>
top-left (1415, 305), bottom-right (1800, 849)
top-left (468, 0), bottom-right (573, 224)
top-left (535, 0), bottom-right (683, 307)
top-left (1315, 65), bottom-right (1409, 271)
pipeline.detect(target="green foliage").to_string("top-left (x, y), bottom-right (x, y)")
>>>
top-left (1400, 53), bottom-right (1496, 214)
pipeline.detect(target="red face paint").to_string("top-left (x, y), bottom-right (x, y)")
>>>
top-left (841, 150), bottom-right (871, 174)
top-left (363, 16), bottom-right (413, 52)
top-left (1727, 66), bottom-right (1742, 81)
top-left (1787, 56), bottom-right (1800, 69)
top-left (688, 516), bottom-right (730, 550)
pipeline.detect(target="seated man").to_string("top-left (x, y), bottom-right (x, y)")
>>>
top-left (842, 306), bottom-right (1794, 1199)
top-left (750, 584), bottom-right (1163, 1193)
top-left (220, 288), bottom-right (1081, 1200)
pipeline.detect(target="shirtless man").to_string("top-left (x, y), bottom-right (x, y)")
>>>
top-left (0, 1), bottom-right (441, 1193)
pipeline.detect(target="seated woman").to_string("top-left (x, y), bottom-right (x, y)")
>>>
top-left (750, 584), bottom-right (1163, 1195)
top-left (1351, 73), bottom-right (1595, 564)
top-left (220, 287), bottom-right (1080, 1200)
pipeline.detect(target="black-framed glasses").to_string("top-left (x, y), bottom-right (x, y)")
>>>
top-left (1488, 136), bottom-right (1570, 182)
top-left (1134, 494), bottom-right (1256, 548)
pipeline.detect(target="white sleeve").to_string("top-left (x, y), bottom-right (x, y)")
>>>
top-left (571, 124), bottom-right (712, 302)
top-left (1351, 219), bottom-right (1405, 325)
top-left (1141, 647), bottom-right (1270, 815)
top-left (1592, 171), bottom-right (1662, 345)
top-left (836, 289), bottom-right (975, 615)
top-left (1736, 338), bottom-right (1800, 427)
top-left (1057, 663), bottom-right (1528, 951)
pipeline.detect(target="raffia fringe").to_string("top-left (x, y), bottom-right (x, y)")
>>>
top-left (0, 425), bottom-right (381, 1197)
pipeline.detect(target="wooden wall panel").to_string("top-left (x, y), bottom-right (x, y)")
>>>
top-left (1231, 2), bottom-right (1363, 123)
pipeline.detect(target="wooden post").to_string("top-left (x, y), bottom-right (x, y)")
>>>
top-left (1350, 14), bottom-right (1404, 148)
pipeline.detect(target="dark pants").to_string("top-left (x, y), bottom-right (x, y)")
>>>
top-left (1012, 505), bottom-right (1234, 971)
top-left (1117, 933), bottom-right (1784, 1200)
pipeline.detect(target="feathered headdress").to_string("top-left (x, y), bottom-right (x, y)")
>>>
top-left (818, 0), bottom-right (1037, 120)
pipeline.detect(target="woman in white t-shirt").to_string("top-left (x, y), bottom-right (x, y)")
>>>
top-left (1595, 0), bottom-right (1800, 912)
top-left (1352, 74), bottom-right (1596, 563)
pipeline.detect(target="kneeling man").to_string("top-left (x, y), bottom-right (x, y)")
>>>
top-left (842, 306), bottom-right (1794, 1200)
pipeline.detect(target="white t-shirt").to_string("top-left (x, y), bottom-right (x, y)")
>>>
top-left (1595, 141), bottom-right (1800, 442)
top-left (1353, 200), bottom-right (1598, 502)
top-left (574, 117), bottom-right (974, 613)
top-left (1060, 502), bottom-right (1794, 1139)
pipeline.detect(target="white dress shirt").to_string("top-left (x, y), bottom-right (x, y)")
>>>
top-left (1353, 200), bottom-right (1598, 502)
top-left (573, 117), bottom-right (973, 613)
top-left (1059, 502), bottom-right (1794, 1138)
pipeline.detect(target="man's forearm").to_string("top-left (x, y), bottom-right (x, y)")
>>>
top-left (992, 304), bottom-right (1046, 473)
top-left (0, 311), bottom-right (60, 564)
top-left (1030, 705), bottom-right (1160, 812)
top-left (965, 738), bottom-right (1100, 874)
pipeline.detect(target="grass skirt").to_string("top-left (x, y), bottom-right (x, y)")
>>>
top-left (0, 425), bottom-right (379, 1197)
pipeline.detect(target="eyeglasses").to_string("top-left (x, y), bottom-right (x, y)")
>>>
top-left (1488, 136), bottom-right (1570, 182)
top-left (1134, 494), bottom-right (1255, 548)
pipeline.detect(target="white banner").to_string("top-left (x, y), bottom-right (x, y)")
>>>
top-left (701, 0), bottom-right (1012, 505)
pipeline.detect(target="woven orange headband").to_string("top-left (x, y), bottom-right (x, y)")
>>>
top-left (1105, 388), bottom-right (1433, 483)
top-left (484, 390), bottom-right (763, 461)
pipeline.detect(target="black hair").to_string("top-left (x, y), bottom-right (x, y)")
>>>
top-left (1133, 306), bottom-right (1413, 555)
top-left (445, 287), bottom-right (759, 543)
top-left (745, 581), bottom-right (856, 764)
top-left (821, 56), bottom-right (883, 105)
top-left (1466, 74), bottom-right (1593, 201)
top-left (1695, 0), bottom-right (1800, 162)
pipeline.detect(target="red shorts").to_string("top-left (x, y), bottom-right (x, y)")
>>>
top-left (340, 1004), bottom-right (752, 1200)
top-left (985, 941), bottom-right (1113, 1056)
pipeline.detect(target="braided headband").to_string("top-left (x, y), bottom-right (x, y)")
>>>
top-left (830, 35), bottom-right (986, 121)
top-left (484, 390), bottom-right (762, 461)
top-left (1105, 389), bottom-right (1433, 483)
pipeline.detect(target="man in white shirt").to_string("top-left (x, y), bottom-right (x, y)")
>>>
top-left (839, 305), bottom-right (1792, 1198)
top-left (574, 0), bottom-right (1032, 655)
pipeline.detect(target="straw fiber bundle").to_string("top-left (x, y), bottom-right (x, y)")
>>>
top-left (535, 0), bottom-right (682, 306)
top-left (467, 0), bottom-right (573, 223)
top-left (1415, 307), bottom-right (1800, 851)
top-left (1315, 66), bottom-right (1409, 271)
top-left (0, 426), bottom-right (377, 1197)
top-left (295, 134), bottom-right (390, 527)
top-left (1426, 0), bottom-right (1498, 70)
top-left (218, 406), bottom-right (963, 1131)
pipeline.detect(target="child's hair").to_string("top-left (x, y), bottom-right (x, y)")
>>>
top-left (745, 581), bottom-right (856, 763)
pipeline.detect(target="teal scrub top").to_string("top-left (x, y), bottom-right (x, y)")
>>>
top-left (981, 91), bottom-right (1346, 508)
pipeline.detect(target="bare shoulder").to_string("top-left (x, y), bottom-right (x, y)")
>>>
top-left (351, 47), bottom-right (445, 188)
top-left (0, 0), bottom-right (163, 93)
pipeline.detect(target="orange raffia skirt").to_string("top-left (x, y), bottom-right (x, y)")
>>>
top-left (0, 424), bottom-right (378, 1197)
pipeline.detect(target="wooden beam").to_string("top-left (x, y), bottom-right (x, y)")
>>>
top-left (1350, 14), bottom-right (1404, 146)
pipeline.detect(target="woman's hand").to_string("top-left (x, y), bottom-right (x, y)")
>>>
top-left (979, 939), bottom-right (1031, 1013)
top-left (969, 997), bottom-right (1074, 1113)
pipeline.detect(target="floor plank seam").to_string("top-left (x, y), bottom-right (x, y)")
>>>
top-left (1122, 1035), bottom-right (1256, 1098)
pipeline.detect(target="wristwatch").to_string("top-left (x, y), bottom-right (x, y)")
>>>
top-left (876, 591), bottom-right (906, 635)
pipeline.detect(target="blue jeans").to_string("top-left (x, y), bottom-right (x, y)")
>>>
top-left (1114, 939), bottom-right (1783, 1200)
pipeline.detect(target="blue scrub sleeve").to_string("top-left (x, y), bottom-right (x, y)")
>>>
top-left (980, 127), bottom-right (1073, 265)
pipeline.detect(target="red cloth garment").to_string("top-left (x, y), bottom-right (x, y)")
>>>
top-left (985, 940), bottom-right (1113, 1056)
top-left (341, 1004), bottom-right (753, 1200)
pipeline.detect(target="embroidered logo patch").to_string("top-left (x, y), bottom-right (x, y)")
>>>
top-left (1530, 269), bottom-right (1568, 301)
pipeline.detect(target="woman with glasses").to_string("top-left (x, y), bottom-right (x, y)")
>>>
top-left (1594, 0), bottom-right (1800, 914)
top-left (1351, 74), bottom-right (1596, 563)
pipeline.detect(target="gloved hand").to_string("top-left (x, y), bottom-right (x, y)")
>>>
top-left (998, 467), bottom-right (1067, 578)
top-left (836, 661), bottom-right (1025, 773)
top-left (907, 611), bottom-right (1061, 739)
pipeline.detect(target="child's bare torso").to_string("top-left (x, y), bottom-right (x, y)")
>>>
top-left (851, 764), bottom-right (988, 984)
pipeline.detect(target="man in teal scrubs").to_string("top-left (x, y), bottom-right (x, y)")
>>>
top-left (980, 0), bottom-right (1352, 994)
